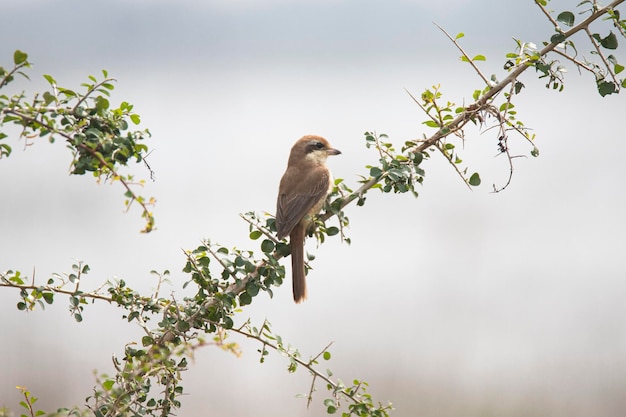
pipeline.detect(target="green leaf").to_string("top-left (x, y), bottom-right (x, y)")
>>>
top-left (597, 80), bottom-right (616, 96)
top-left (323, 351), bottom-right (331, 360)
top-left (13, 50), bottom-right (28, 65)
top-left (141, 336), bottom-right (154, 346)
top-left (239, 292), bottom-right (252, 306)
top-left (557, 11), bottom-right (575, 27)
top-left (43, 74), bottom-right (56, 85)
top-left (326, 226), bottom-right (339, 236)
top-left (499, 102), bottom-right (514, 111)
top-left (472, 54), bottom-right (486, 61)
top-left (551, 33), bottom-right (566, 44)
top-left (455, 32), bottom-right (465, 40)
top-left (261, 239), bottom-right (275, 253)
top-left (176, 320), bottom-right (190, 332)
top-left (42, 292), bottom-right (54, 304)
top-left (412, 152), bottom-right (423, 166)
top-left (129, 114), bottom-right (141, 125)
top-left (246, 281), bottom-right (260, 296)
top-left (102, 380), bottom-right (115, 391)
top-left (249, 230), bottom-right (262, 240)
top-left (468, 172), bottom-right (481, 186)
top-left (369, 166), bottom-right (383, 178)
top-left (599, 31), bottom-right (618, 50)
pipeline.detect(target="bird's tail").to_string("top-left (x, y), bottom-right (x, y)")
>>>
top-left (290, 225), bottom-right (307, 303)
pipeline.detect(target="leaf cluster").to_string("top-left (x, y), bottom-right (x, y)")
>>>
top-left (0, 51), bottom-right (155, 232)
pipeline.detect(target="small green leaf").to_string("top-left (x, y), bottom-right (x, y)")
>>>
top-left (599, 31), bottom-right (618, 50)
top-left (531, 147), bottom-right (540, 157)
top-left (246, 281), bottom-right (260, 296)
top-left (557, 11), bottom-right (575, 27)
top-left (455, 32), bottom-right (465, 40)
top-left (141, 336), bottom-right (154, 346)
top-left (369, 166), bottom-right (383, 178)
top-left (129, 114), bottom-right (141, 125)
top-left (249, 230), bottom-right (262, 240)
top-left (261, 239), bottom-right (275, 253)
top-left (499, 102), bottom-right (515, 111)
top-left (13, 50), bottom-right (28, 65)
top-left (102, 380), bottom-right (115, 391)
top-left (472, 54), bottom-right (486, 61)
top-left (597, 80), bottom-right (616, 96)
top-left (42, 292), bottom-right (54, 304)
top-left (323, 351), bottom-right (331, 360)
top-left (468, 172), bottom-right (481, 186)
top-left (43, 74), bottom-right (56, 85)
top-left (551, 33), bottom-right (566, 44)
top-left (326, 227), bottom-right (339, 236)
top-left (176, 320), bottom-right (190, 332)
top-left (239, 292), bottom-right (252, 306)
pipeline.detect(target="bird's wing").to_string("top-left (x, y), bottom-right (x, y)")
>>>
top-left (276, 170), bottom-right (330, 239)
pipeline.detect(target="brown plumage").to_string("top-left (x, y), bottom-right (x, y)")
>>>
top-left (276, 135), bottom-right (341, 303)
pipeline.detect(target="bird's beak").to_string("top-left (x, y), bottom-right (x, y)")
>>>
top-left (327, 148), bottom-right (341, 156)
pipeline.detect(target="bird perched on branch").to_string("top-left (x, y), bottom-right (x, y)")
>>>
top-left (276, 135), bottom-right (341, 303)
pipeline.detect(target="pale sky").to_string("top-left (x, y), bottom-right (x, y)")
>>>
top-left (1, 1), bottom-right (626, 416)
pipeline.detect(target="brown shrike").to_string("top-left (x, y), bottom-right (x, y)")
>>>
top-left (276, 135), bottom-right (341, 303)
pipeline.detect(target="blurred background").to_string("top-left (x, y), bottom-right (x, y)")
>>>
top-left (1, 0), bottom-right (626, 416)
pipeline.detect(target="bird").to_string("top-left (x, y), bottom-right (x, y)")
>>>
top-left (276, 135), bottom-right (341, 303)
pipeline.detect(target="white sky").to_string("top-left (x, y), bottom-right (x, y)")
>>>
top-left (1, 1), bottom-right (626, 416)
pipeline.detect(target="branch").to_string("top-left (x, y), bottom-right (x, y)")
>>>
top-left (3, 108), bottom-right (155, 232)
top-left (207, 0), bottom-right (626, 299)
top-left (72, 77), bottom-right (117, 113)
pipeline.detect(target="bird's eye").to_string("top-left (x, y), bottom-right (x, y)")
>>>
top-left (314, 141), bottom-right (324, 149)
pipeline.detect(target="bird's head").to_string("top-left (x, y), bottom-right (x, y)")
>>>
top-left (288, 135), bottom-right (341, 166)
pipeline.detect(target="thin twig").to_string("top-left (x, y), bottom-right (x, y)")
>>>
top-left (584, 26), bottom-right (621, 87)
top-left (534, 0), bottom-right (561, 29)
top-left (434, 22), bottom-right (492, 87)
top-left (71, 77), bottom-right (117, 113)
top-left (551, 48), bottom-right (596, 74)
top-left (239, 212), bottom-right (280, 244)
top-left (434, 144), bottom-right (472, 190)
